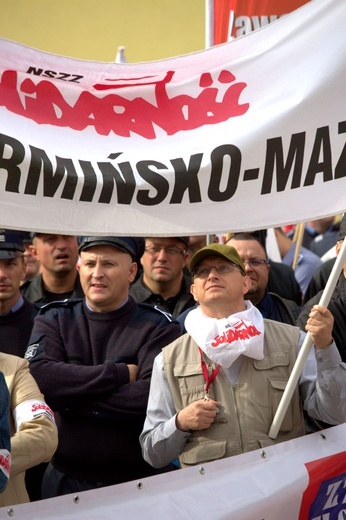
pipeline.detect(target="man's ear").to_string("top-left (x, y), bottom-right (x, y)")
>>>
top-left (29, 244), bottom-right (39, 261)
top-left (181, 252), bottom-right (189, 268)
top-left (242, 275), bottom-right (252, 295)
top-left (129, 262), bottom-right (138, 284)
top-left (190, 283), bottom-right (198, 302)
top-left (20, 259), bottom-right (26, 281)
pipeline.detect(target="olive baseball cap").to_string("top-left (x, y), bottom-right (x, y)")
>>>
top-left (189, 243), bottom-right (246, 276)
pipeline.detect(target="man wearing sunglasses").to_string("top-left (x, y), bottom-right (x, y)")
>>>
top-left (140, 243), bottom-right (346, 470)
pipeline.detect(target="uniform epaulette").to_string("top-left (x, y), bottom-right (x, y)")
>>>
top-left (37, 298), bottom-right (84, 314)
top-left (137, 302), bottom-right (175, 322)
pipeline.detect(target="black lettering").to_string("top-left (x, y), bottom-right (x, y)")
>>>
top-left (170, 153), bottom-right (203, 203)
top-left (42, 70), bottom-right (56, 79)
top-left (97, 161), bottom-right (136, 204)
top-left (25, 147), bottom-right (77, 198)
top-left (262, 133), bottom-right (305, 194)
top-left (26, 67), bottom-right (43, 76)
top-left (69, 75), bottom-right (83, 83)
top-left (304, 126), bottom-right (332, 186)
top-left (208, 144), bottom-right (241, 201)
top-left (335, 121), bottom-right (346, 179)
top-left (79, 161), bottom-right (97, 202)
top-left (24, 147), bottom-right (54, 195)
top-left (55, 158), bottom-right (78, 199)
top-left (0, 133), bottom-right (25, 193)
top-left (137, 161), bottom-right (169, 206)
top-left (56, 73), bottom-right (72, 81)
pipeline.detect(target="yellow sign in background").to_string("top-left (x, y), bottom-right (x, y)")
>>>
top-left (0, 0), bottom-right (205, 62)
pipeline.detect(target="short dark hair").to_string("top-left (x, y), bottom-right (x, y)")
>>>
top-left (226, 232), bottom-right (268, 259)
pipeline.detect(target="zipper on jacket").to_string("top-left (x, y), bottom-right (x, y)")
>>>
top-left (231, 384), bottom-right (244, 453)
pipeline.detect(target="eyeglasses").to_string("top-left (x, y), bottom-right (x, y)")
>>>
top-left (192, 263), bottom-right (241, 279)
top-left (145, 246), bottom-right (186, 256)
top-left (243, 259), bottom-right (269, 269)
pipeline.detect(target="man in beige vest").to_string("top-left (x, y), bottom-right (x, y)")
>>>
top-left (140, 244), bottom-right (346, 469)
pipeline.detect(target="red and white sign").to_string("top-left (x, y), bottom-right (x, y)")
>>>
top-left (299, 451), bottom-right (346, 519)
top-left (0, 0), bottom-right (345, 237)
top-left (212, 0), bottom-right (311, 44)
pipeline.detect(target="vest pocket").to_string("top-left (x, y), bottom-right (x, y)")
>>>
top-left (173, 363), bottom-right (216, 406)
top-left (269, 378), bottom-right (292, 433)
top-left (251, 353), bottom-right (290, 406)
top-left (172, 363), bottom-right (226, 422)
top-left (180, 439), bottom-right (227, 466)
top-left (181, 383), bottom-right (211, 407)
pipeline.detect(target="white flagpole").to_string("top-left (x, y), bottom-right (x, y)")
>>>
top-left (205, 0), bottom-right (214, 49)
top-left (115, 46), bottom-right (128, 64)
top-left (268, 236), bottom-right (346, 439)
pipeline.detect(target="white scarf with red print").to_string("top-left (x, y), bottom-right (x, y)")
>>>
top-left (185, 301), bottom-right (264, 368)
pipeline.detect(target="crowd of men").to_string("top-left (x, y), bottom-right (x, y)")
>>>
top-left (0, 216), bottom-right (345, 506)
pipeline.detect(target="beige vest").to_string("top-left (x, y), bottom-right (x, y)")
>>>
top-left (162, 319), bottom-right (304, 468)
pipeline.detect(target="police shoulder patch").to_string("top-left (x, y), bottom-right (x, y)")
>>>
top-left (24, 343), bottom-right (38, 361)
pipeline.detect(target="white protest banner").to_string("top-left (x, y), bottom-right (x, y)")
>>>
top-left (0, 0), bottom-right (345, 237)
top-left (1, 424), bottom-right (345, 519)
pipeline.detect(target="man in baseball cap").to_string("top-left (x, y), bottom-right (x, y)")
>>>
top-left (189, 242), bottom-right (246, 276)
top-left (140, 242), bottom-right (346, 470)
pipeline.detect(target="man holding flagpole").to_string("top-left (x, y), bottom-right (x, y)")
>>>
top-left (298, 214), bottom-right (346, 362)
top-left (140, 243), bottom-right (346, 469)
